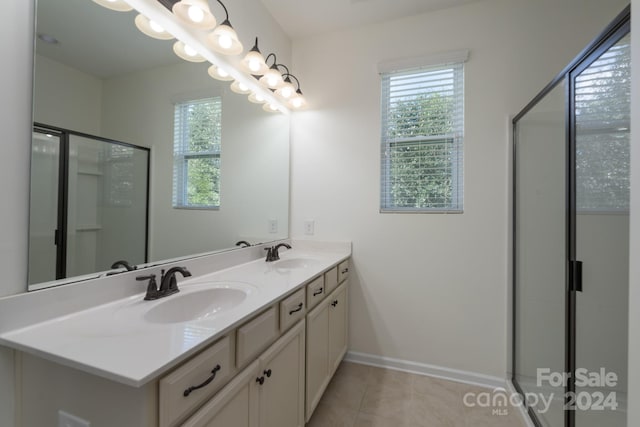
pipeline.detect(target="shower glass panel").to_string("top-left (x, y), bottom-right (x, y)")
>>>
top-left (513, 81), bottom-right (567, 426)
top-left (573, 32), bottom-right (629, 427)
top-left (66, 135), bottom-right (149, 277)
top-left (28, 129), bottom-right (62, 285)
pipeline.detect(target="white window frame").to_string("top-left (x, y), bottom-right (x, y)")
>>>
top-left (379, 51), bottom-right (467, 213)
top-left (172, 97), bottom-right (222, 210)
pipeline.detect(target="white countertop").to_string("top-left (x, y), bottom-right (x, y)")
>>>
top-left (0, 243), bottom-right (350, 387)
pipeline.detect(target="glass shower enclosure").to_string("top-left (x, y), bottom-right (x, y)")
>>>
top-left (512, 7), bottom-right (629, 427)
top-left (29, 126), bottom-right (150, 287)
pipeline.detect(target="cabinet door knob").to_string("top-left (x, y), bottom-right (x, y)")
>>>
top-left (183, 364), bottom-right (221, 397)
top-left (264, 369), bottom-right (272, 378)
top-left (331, 300), bottom-right (338, 307)
top-left (341, 268), bottom-right (349, 274)
top-left (256, 376), bottom-right (265, 385)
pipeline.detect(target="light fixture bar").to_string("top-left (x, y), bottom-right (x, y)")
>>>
top-left (122, 0), bottom-right (290, 114)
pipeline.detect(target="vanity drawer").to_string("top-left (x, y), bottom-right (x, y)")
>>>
top-left (306, 275), bottom-right (326, 310)
top-left (159, 335), bottom-right (235, 427)
top-left (281, 287), bottom-right (306, 331)
top-left (324, 266), bottom-right (338, 295)
top-left (338, 260), bottom-right (350, 283)
top-left (236, 306), bottom-right (279, 368)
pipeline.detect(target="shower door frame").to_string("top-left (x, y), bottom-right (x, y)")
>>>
top-left (32, 123), bottom-right (151, 281)
top-left (511, 6), bottom-right (630, 427)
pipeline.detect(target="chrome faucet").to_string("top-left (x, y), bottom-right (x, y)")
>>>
top-left (264, 243), bottom-right (291, 262)
top-left (135, 266), bottom-right (191, 300)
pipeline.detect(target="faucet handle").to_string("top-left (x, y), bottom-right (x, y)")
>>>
top-left (136, 274), bottom-right (159, 300)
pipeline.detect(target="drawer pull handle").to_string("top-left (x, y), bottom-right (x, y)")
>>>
top-left (256, 376), bottom-right (265, 385)
top-left (331, 300), bottom-right (338, 307)
top-left (313, 288), bottom-right (324, 296)
top-left (183, 364), bottom-right (221, 397)
top-left (264, 369), bottom-right (272, 378)
top-left (289, 303), bottom-right (303, 315)
top-left (341, 268), bottom-right (349, 274)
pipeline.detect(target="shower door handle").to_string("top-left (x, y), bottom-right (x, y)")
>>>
top-left (570, 260), bottom-right (583, 292)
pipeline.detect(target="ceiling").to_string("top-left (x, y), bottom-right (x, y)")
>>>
top-left (259, 0), bottom-right (485, 39)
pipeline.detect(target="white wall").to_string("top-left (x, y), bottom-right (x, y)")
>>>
top-left (33, 55), bottom-right (102, 135)
top-left (289, 0), bottom-right (628, 379)
top-left (0, 1), bottom-right (34, 426)
top-left (628, 1), bottom-right (640, 426)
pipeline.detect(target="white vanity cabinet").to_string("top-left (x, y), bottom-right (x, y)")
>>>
top-left (183, 320), bottom-right (305, 427)
top-left (305, 272), bottom-right (349, 420)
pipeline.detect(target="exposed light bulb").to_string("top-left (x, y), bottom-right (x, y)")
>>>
top-left (184, 45), bottom-right (198, 57)
top-left (292, 98), bottom-right (303, 108)
top-left (149, 20), bottom-right (164, 33)
top-left (217, 68), bottom-right (229, 78)
top-left (256, 94), bottom-right (265, 102)
top-left (281, 87), bottom-right (293, 98)
top-left (187, 5), bottom-right (205, 23)
top-left (267, 76), bottom-right (278, 87)
top-left (239, 82), bottom-right (248, 91)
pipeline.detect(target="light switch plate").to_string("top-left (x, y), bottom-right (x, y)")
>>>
top-left (59, 410), bottom-right (91, 427)
top-left (268, 219), bottom-right (278, 233)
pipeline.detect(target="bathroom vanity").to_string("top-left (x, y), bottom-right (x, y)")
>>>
top-left (0, 241), bottom-right (350, 426)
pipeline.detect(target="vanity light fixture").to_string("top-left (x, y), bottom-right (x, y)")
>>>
top-left (208, 64), bottom-right (234, 81)
top-left (259, 55), bottom-right (285, 89)
top-left (172, 0), bottom-right (217, 30)
top-left (92, 0), bottom-right (133, 12)
top-left (248, 92), bottom-right (267, 104)
top-left (241, 38), bottom-right (269, 75)
top-left (134, 14), bottom-right (174, 40)
top-left (230, 80), bottom-right (252, 94)
top-left (287, 76), bottom-right (307, 109)
top-left (262, 102), bottom-right (283, 114)
top-left (105, 0), bottom-right (301, 113)
top-left (173, 40), bottom-right (206, 62)
top-left (273, 66), bottom-right (295, 99)
top-left (207, 0), bottom-right (243, 55)
top-left (289, 89), bottom-right (307, 109)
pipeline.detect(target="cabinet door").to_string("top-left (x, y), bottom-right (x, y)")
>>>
top-left (182, 360), bottom-right (260, 427)
top-left (328, 283), bottom-right (348, 376)
top-left (258, 320), bottom-right (305, 427)
top-left (305, 300), bottom-right (329, 420)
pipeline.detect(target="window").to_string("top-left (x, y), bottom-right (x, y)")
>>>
top-left (380, 60), bottom-right (464, 212)
top-left (575, 33), bottom-right (630, 212)
top-left (172, 97), bottom-right (222, 209)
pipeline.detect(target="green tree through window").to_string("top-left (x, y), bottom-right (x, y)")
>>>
top-left (381, 63), bottom-right (464, 211)
top-left (173, 98), bottom-right (222, 209)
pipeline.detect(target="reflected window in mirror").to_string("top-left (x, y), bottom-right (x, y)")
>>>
top-left (172, 97), bottom-right (222, 209)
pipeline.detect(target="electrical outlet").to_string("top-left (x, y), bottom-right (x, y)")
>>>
top-left (268, 219), bottom-right (278, 234)
top-left (58, 411), bottom-right (91, 427)
top-left (304, 220), bottom-right (315, 235)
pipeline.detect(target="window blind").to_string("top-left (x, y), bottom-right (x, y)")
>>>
top-left (172, 97), bottom-right (222, 209)
top-left (575, 34), bottom-right (630, 212)
top-left (380, 62), bottom-right (464, 212)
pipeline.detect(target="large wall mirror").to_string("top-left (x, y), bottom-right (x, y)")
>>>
top-left (29, 0), bottom-right (290, 290)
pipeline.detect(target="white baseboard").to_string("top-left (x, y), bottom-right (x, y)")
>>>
top-left (344, 351), bottom-right (507, 389)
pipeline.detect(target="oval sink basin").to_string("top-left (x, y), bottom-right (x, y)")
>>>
top-left (144, 285), bottom-right (251, 324)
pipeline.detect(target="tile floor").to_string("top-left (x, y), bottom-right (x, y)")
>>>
top-left (306, 361), bottom-right (528, 427)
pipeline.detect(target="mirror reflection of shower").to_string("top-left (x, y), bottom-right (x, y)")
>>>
top-left (29, 126), bottom-right (150, 289)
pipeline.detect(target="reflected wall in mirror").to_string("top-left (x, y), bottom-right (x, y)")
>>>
top-left (30, 0), bottom-right (290, 290)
